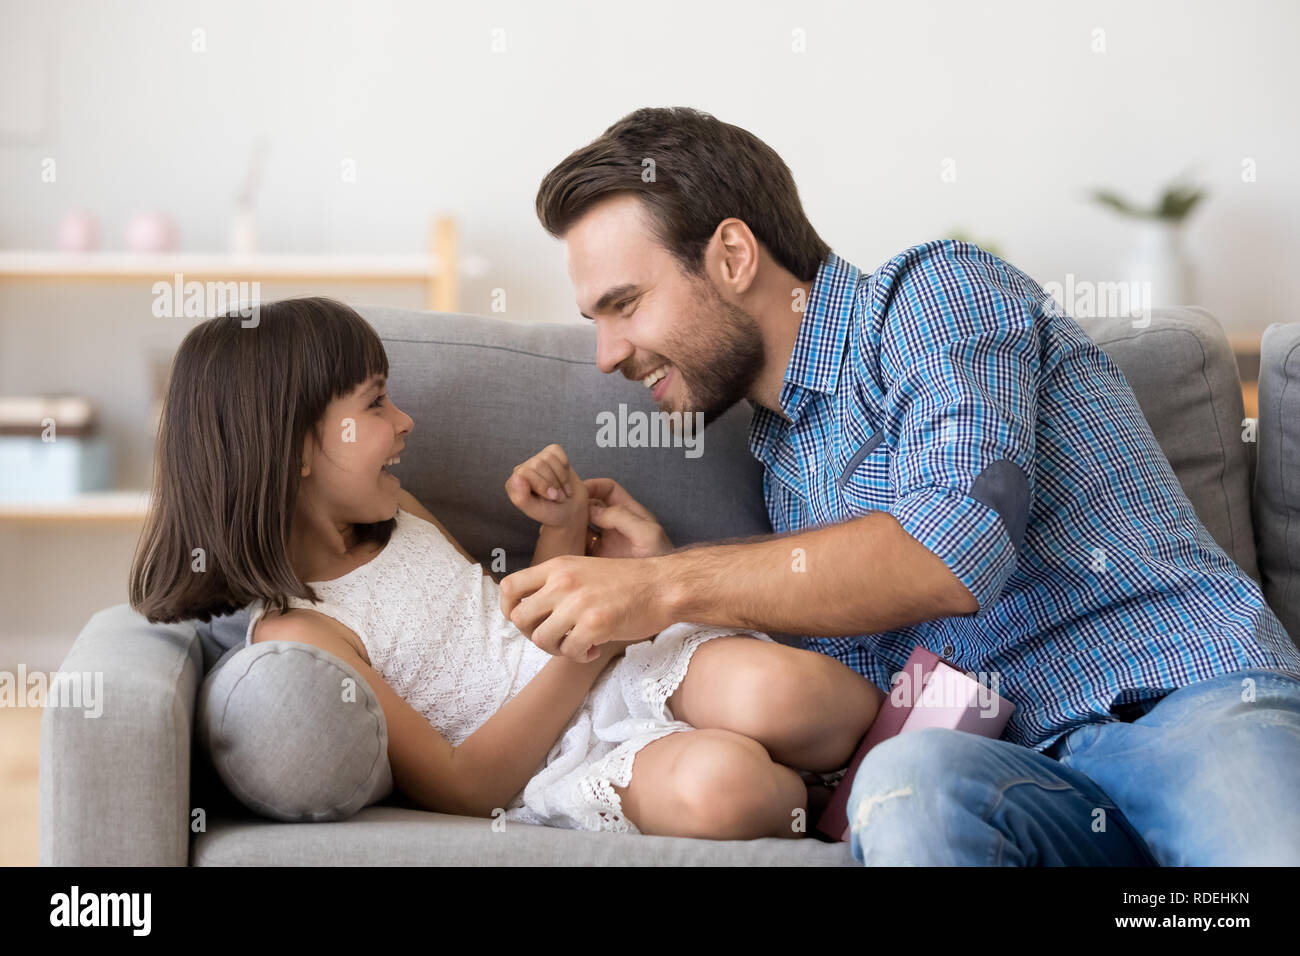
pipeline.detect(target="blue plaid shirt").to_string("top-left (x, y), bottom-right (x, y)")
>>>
top-left (748, 241), bottom-right (1300, 752)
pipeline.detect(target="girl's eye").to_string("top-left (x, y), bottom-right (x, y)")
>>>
top-left (370, 393), bottom-right (386, 408)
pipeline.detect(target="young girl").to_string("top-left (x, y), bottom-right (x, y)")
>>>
top-left (129, 297), bottom-right (884, 840)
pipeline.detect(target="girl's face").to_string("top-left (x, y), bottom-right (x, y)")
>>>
top-left (299, 373), bottom-right (414, 526)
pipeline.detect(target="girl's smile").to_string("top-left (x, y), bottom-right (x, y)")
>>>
top-left (300, 373), bottom-right (415, 527)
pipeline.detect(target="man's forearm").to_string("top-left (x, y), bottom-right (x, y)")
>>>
top-left (656, 511), bottom-right (979, 636)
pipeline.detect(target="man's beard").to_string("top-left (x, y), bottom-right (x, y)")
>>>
top-left (662, 280), bottom-right (766, 427)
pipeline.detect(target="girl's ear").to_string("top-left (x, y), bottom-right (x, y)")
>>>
top-left (300, 431), bottom-right (314, 478)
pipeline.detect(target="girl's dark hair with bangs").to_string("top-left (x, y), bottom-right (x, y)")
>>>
top-left (129, 296), bottom-right (395, 624)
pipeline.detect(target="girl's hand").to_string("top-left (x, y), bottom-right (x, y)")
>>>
top-left (506, 444), bottom-right (588, 529)
top-left (584, 477), bottom-right (674, 558)
top-left (586, 639), bottom-right (629, 667)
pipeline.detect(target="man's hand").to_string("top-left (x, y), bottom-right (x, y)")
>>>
top-left (583, 477), bottom-right (673, 558)
top-left (499, 554), bottom-right (670, 661)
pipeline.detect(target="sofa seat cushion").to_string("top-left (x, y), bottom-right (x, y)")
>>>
top-left (191, 804), bottom-right (856, 866)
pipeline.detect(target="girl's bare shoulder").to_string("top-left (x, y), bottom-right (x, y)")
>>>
top-left (251, 606), bottom-right (371, 666)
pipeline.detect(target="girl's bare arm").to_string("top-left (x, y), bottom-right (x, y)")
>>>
top-left (254, 608), bottom-right (615, 818)
top-left (531, 521), bottom-right (588, 565)
top-left (451, 646), bottom-right (616, 816)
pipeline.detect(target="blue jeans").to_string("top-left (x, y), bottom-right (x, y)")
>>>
top-left (843, 667), bottom-right (1300, 865)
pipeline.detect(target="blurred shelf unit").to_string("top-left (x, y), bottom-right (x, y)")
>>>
top-left (0, 490), bottom-right (150, 523)
top-left (0, 216), bottom-right (486, 312)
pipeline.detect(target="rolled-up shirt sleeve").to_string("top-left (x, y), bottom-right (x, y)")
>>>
top-left (876, 247), bottom-right (1044, 614)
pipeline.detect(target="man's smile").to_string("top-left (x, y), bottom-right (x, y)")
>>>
top-left (644, 365), bottom-right (673, 401)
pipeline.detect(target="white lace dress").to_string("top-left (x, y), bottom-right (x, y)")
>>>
top-left (242, 506), bottom-right (774, 833)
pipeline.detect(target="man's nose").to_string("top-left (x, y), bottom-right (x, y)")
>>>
top-left (595, 324), bottom-right (633, 376)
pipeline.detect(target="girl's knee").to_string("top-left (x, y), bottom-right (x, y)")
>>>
top-left (729, 647), bottom-right (847, 732)
top-left (745, 648), bottom-right (878, 763)
top-left (673, 729), bottom-right (768, 803)
top-left (671, 730), bottom-right (799, 836)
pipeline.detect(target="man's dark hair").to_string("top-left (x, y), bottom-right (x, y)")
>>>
top-left (536, 106), bottom-right (830, 282)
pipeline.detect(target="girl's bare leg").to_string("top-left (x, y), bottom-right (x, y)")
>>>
top-left (667, 637), bottom-right (884, 772)
top-left (611, 728), bottom-right (807, 839)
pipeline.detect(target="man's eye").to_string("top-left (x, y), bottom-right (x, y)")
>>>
top-left (618, 297), bottom-right (638, 315)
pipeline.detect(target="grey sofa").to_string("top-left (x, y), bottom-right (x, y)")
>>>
top-left (40, 302), bottom-right (1300, 865)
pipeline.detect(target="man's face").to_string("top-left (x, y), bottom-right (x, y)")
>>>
top-left (565, 194), bottom-right (764, 426)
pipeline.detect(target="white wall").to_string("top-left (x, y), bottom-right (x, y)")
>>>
top-left (2, 0), bottom-right (1297, 331)
top-left (2, 0), bottom-right (1297, 658)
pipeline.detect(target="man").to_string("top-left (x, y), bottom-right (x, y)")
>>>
top-left (500, 106), bottom-right (1300, 865)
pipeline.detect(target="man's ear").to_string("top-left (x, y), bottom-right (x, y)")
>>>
top-left (708, 217), bottom-right (759, 297)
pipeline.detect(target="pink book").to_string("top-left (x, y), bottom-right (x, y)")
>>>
top-left (815, 645), bottom-right (1015, 842)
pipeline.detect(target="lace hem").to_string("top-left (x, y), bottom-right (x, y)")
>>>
top-left (573, 627), bottom-right (725, 833)
top-left (575, 728), bottom-right (684, 833)
top-left (639, 625), bottom-right (722, 714)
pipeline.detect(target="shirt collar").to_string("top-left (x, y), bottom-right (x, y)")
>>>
top-left (746, 251), bottom-right (862, 463)
top-left (780, 250), bottom-right (861, 399)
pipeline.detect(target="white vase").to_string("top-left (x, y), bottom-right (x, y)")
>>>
top-left (231, 204), bottom-right (257, 255)
top-left (1125, 219), bottom-right (1191, 308)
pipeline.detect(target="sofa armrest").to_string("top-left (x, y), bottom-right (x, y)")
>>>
top-left (39, 603), bottom-right (203, 866)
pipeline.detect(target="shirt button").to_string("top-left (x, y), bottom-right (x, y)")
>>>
top-left (941, 644), bottom-right (955, 659)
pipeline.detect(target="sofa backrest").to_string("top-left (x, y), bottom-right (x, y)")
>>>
top-left (1254, 323), bottom-right (1300, 641)
top-left (357, 305), bottom-right (772, 575)
top-left (359, 303), bottom-right (1262, 581)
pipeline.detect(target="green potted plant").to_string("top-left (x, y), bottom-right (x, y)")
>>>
top-left (1090, 176), bottom-right (1207, 306)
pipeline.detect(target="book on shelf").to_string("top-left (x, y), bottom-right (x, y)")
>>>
top-left (0, 394), bottom-right (111, 498)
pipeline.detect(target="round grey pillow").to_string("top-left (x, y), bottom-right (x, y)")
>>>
top-left (197, 640), bottom-right (393, 822)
